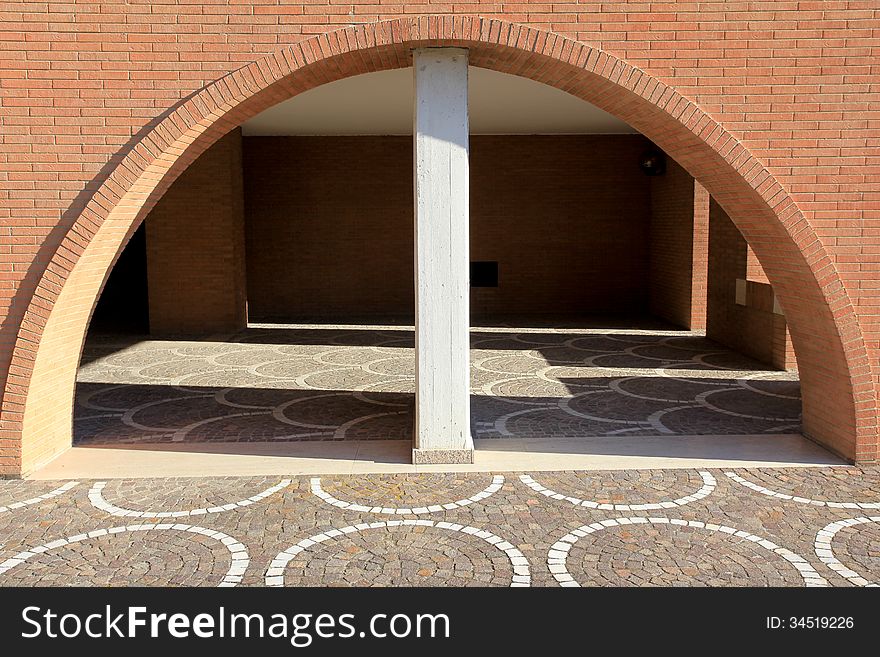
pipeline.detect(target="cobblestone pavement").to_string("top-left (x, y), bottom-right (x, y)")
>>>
top-left (75, 324), bottom-right (801, 444)
top-left (1, 466), bottom-right (877, 587)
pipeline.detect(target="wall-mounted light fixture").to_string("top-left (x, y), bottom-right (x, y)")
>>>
top-left (639, 149), bottom-right (666, 176)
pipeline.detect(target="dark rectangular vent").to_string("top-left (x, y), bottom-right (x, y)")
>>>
top-left (470, 261), bottom-right (499, 288)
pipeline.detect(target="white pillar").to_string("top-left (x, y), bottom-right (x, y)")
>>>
top-left (412, 48), bottom-right (473, 464)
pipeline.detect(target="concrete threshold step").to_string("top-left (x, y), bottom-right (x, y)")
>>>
top-left (29, 434), bottom-right (843, 480)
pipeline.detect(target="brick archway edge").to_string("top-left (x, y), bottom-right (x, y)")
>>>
top-left (3, 16), bottom-right (875, 475)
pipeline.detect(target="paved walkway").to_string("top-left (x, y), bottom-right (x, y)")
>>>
top-left (1, 466), bottom-right (877, 587)
top-left (75, 325), bottom-right (801, 445)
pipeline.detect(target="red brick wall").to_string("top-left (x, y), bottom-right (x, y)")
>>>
top-left (146, 129), bottom-right (247, 335)
top-left (648, 157), bottom-right (709, 329)
top-left (706, 199), bottom-right (793, 370)
top-left (244, 134), bottom-right (654, 322)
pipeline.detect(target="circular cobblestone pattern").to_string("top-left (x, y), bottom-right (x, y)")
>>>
top-left (274, 524), bottom-right (515, 587)
top-left (562, 522), bottom-right (808, 587)
top-left (93, 476), bottom-right (288, 512)
top-left (831, 522), bottom-right (880, 583)
top-left (313, 473), bottom-right (500, 512)
top-left (727, 467), bottom-right (880, 507)
top-left (522, 470), bottom-right (713, 510)
top-left (0, 529), bottom-right (234, 587)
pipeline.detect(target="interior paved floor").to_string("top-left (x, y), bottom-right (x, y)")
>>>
top-left (75, 323), bottom-right (801, 445)
top-left (1, 466), bottom-right (877, 587)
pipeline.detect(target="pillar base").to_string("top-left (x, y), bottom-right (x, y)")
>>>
top-left (412, 448), bottom-right (475, 465)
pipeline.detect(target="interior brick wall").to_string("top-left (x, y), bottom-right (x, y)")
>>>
top-left (243, 134), bottom-right (654, 322)
top-left (470, 135), bottom-right (651, 319)
top-left (648, 157), bottom-right (709, 329)
top-left (706, 199), bottom-right (794, 370)
top-left (145, 128), bottom-right (247, 335)
top-left (746, 245), bottom-right (770, 284)
top-left (242, 136), bottom-right (413, 322)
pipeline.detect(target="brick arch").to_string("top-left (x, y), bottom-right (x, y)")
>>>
top-left (3, 16), bottom-right (873, 475)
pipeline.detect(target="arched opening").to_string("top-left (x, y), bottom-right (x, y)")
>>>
top-left (4, 18), bottom-right (871, 476)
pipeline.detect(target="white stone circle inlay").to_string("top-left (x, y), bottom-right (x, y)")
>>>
top-left (725, 471), bottom-right (880, 509)
top-left (310, 474), bottom-right (504, 514)
top-left (520, 471), bottom-right (716, 511)
top-left (548, 517), bottom-right (828, 587)
top-left (0, 524), bottom-right (249, 587)
top-left (266, 519), bottom-right (530, 587)
top-left (814, 516), bottom-right (880, 587)
top-left (89, 479), bottom-right (291, 518)
top-left (0, 481), bottom-right (78, 513)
